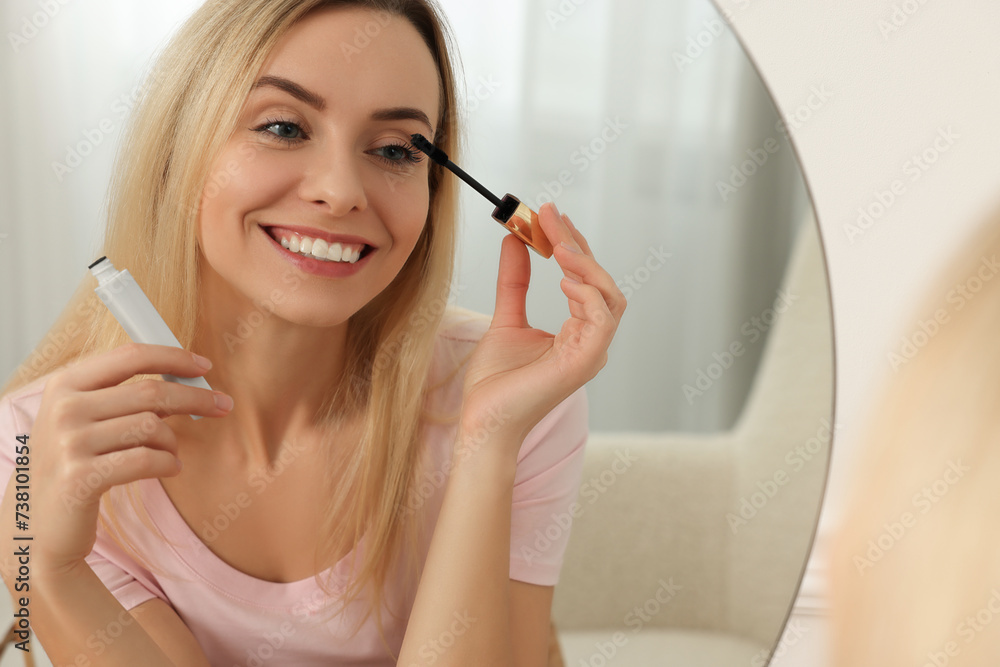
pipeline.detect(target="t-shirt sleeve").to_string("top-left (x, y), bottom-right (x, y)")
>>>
top-left (508, 385), bottom-right (589, 586)
top-left (83, 534), bottom-right (165, 611)
top-left (0, 388), bottom-right (165, 612)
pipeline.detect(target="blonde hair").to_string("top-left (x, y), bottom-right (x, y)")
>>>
top-left (1, 0), bottom-right (466, 659)
top-left (829, 201), bottom-right (1000, 665)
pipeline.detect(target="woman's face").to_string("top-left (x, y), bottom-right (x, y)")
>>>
top-left (196, 6), bottom-right (441, 328)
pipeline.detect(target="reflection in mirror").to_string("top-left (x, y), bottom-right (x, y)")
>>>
top-left (0, 0), bottom-right (832, 665)
top-left (437, 0), bottom-right (833, 664)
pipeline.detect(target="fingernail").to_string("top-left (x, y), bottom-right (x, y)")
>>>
top-left (560, 241), bottom-right (582, 254)
top-left (193, 353), bottom-right (213, 370)
top-left (214, 392), bottom-right (234, 411)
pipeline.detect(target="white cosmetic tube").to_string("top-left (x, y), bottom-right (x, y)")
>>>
top-left (89, 256), bottom-right (212, 420)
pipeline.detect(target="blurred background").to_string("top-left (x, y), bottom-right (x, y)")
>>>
top-left (0, 0), bottom-right (811, 432)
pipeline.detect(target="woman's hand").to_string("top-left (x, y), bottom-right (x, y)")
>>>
top-left (24, 344), bottom-right (232, 575)
top-left (459, 202), bottom-right (626, 457)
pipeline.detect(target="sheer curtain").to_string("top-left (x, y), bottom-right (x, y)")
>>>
top-left (0, 0), bottom-right (205, 390)
top-left (0, 0), bottom-right (808, 432)
top-left (439, 0), bottom-right (810, 431)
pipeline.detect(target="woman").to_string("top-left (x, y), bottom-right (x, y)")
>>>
top-left (829, 201), bottom-right (1000, 665)
top-left (0, 1), bottom-right (625, 665)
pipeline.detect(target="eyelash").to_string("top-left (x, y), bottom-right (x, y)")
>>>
top-left (251, 117), bottom-right (425, 168)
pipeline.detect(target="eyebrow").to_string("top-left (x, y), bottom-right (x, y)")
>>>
top-left (370, 106), bottom-right (434, 133)
top-left (254, 75), bottom-right (326, 110)
top-left (252, 75), bottom-right (434, 133)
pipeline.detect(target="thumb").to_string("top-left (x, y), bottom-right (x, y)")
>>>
top-left (491, 234), bottom-right (530, 329)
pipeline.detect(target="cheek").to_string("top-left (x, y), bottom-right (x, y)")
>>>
top-left (198, 143), bottom-right (294, 239)
top-left (369, 171), bottom-right (431, 250)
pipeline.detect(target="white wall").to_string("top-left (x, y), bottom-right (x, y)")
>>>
top-left (713, 0), bottom-right (1000, 664)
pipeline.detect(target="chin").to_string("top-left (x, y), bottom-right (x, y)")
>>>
top-left (272, 304), bottom-right (356, 330)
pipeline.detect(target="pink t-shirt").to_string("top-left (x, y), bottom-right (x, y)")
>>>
top-left (0, 308), bottom-right (588, 666)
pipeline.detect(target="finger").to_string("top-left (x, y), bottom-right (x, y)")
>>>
top-left (558, 281), bottom-right (618, 353)
top-left (82, 378), bottom-right (231, 423)
top-left (491, 234), bottom-right (531, 329)
top-left (561, 277), bottom-right (590, 322)
top-left (63, 343), bottom-right (213, 394)
top-left (538, 203), bottom-right (583, 283)
top-left (553, 243), bottom-right (628, 323)
top-left (94, 446), bottom-right (182, 489)
top-left (538, 202), bottom-right (581, 252)
top-left (82, 412), bottom-right (180, 458)
top-left (561, 213), bottom-right (594, 257)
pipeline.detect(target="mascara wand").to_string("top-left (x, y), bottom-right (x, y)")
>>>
top-left (410, 133), bottom-right (554, 259)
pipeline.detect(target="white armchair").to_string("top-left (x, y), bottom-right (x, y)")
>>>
top-left (552, 217), bottom-right (834, 666)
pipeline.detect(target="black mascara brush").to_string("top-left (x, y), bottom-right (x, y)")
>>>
top-left (410, 134), bottom-right (554, 259)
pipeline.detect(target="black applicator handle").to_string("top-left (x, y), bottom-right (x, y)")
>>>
top-left (410, 134), bottom-right (554, 259)
top-left (410, 134), bottom-right (503, 207)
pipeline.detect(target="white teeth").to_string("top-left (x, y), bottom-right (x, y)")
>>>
top-left (274, 231), bottom-right (365, 264)
top-left (310, 238), bottom-right (328, 259)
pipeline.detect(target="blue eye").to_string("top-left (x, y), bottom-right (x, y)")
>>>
top-left (370, 142), bottom-right (425, 168)
top-left (254, 118), bottom-right (305, 144)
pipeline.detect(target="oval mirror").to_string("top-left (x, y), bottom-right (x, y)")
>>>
top-left (0, 1), bottom-right (833, 665)
top-left (434, 0), bottom-right (835, 665)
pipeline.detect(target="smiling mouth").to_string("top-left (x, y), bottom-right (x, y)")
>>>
top-left (264, 227), bottom-right (376, 264)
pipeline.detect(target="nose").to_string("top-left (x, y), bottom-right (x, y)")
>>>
top-left (297, 144), bottom-right (368, 216)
